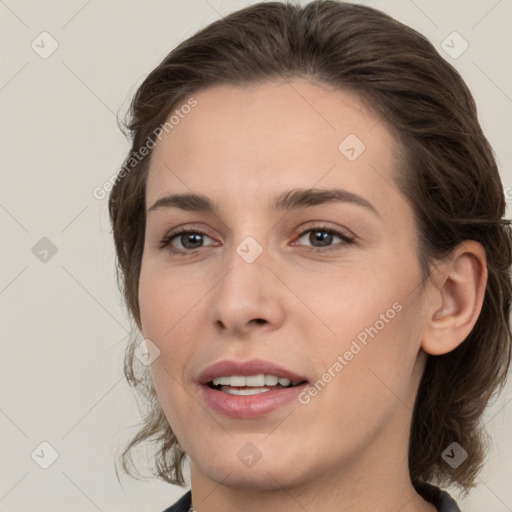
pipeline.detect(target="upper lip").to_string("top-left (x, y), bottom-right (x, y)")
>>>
top-left (197, 359), bottom-right (309, 385)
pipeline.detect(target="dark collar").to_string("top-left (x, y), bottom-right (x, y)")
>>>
top-left (162, 482), bottom-right (461, 512)
top-left (413, 480), bottom-right (461, 511)
top-left (161, 490), bottom-right (191, 512)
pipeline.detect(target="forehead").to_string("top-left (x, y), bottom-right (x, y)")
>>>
top-left (146, 78), bottom-right (402, 214)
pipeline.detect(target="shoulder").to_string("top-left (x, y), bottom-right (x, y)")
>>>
top-left (413, 480), bottom-right (461, 512)
top-left (160, 490), bottom-right (191, 512)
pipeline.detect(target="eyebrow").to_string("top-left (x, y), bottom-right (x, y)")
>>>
top-left (147, 188), bottom-right (379, 217)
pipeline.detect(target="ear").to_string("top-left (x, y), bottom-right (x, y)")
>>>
top-left (421, 240), bottom-right (487, 356)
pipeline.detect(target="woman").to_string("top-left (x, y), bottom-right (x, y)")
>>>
top-left (108, 2), bottom-right (512, 511)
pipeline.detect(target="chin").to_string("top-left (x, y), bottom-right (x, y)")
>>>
top-left (190, 441), bottom-right (312, 491)
top-left (202, 461), bottom-right (304, 491)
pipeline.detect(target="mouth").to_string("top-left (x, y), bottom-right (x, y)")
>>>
top-left (197, 359), bottom-right (310, 418)
top-left (207, 374), bottom-right (308, 396)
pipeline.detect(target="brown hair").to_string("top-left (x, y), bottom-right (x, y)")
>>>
top-left (109, 0), bottom-right (512, 494)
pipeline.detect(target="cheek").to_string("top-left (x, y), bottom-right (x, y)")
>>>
top-left (300, 306), bottom-right (420, 455)
top-left (301, 265), bottom-right (421, 398)
top-left (138, 268), bottom-right (189, 396)
top-left (138, 260), bottom-right (208, 380)
top-left (139, 273), bottom-right (195, 438)
top-left (138, 259), bottom-right (198, 338)
top-left (289, 264), bottom-right (403, 342)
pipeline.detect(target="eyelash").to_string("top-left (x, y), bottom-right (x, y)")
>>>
top-left (158, 224), bottom-right (355, 256)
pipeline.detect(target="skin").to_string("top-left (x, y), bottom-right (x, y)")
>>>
top-left (139, 78), bottom-right (487, 512)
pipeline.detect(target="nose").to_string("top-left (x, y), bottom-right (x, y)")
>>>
top-left (209, 244), bottom-right (286, 338)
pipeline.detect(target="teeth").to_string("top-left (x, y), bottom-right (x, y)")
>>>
top-left (211, 374), bottom-right (301, 387)
top-left (264, 375), bottom-right (279, 386)
top-left (223, 387), bottom-right (271, 396)
top-left (246, 374), bottom-right (265, 386)
top-left (230, 376), bottom-right (246, 386)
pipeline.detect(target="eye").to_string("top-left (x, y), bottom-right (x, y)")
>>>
top-left (159, 229), bottom-right (218, 253)
top-left (293, 226), bottom-right (354, 252)
top-left (158, 225), bottom-right (354, 255)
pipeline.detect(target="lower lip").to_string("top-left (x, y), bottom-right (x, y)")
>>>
top-left (200, 383), bottom-right (308, 419)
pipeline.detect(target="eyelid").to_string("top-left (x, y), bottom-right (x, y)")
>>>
top-left (292, 221), bottom-right (355, 242)
top-left (291, 224), bottom-right (355, 253)
top-left (158, 224), bottom-right (216, 250)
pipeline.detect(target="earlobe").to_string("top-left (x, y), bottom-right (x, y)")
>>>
top-left (421, 241), bottom-right (487, 356)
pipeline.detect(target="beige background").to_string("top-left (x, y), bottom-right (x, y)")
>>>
top-left (1, 0), bottom-right (511, 511)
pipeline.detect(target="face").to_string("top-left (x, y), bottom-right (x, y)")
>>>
top-left (139, 78), bottom-right (430, 491)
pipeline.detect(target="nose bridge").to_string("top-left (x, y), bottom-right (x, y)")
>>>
top-left (209, 234), bottom-right (284, 334)
top-left (216, 236), bottom-right (267, 308)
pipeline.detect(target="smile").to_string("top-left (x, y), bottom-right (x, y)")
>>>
top-left (209, 374), bottom-right (303, 395)
top-left (197, 360), bottom-right (310, 418)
